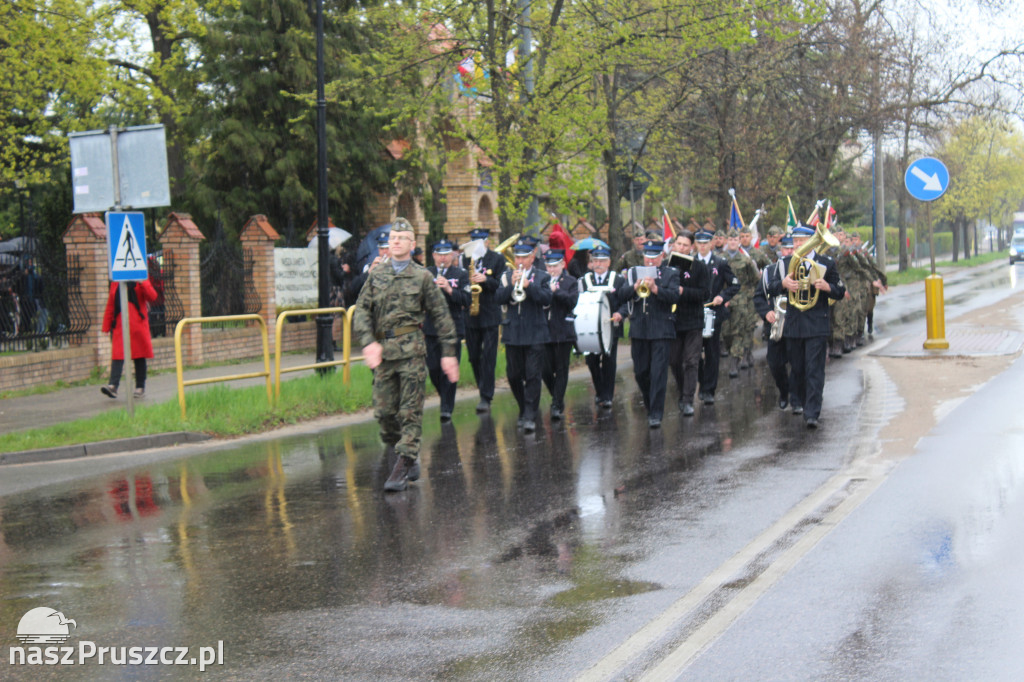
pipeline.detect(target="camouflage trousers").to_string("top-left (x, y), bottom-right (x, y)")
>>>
top-left (372, 356), bottom-right (427, 460)
top-left (721, 298), bottom-right (757, 358)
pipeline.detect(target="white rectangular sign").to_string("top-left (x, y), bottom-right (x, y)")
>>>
top-left (274, 248), bottom-right (318, 307)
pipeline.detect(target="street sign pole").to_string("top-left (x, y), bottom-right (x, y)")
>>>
top-left (905, 157), bottom-right (949, 350)
top-left (109, 129), bottom-right (136, 417)
top-left (71, 124), bottom-right (169, 415)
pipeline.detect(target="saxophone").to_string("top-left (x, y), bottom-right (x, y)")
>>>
top-left (469, 257), bottom-right (483, 316)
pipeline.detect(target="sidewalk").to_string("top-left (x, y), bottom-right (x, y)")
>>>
top-left (0, 352), bottom-right (331, 438)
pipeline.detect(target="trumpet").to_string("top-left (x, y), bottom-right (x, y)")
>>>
top-left (511, 265), bottom-right (527, 303)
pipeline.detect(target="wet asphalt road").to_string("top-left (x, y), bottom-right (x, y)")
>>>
top-left (0, 262), bottom-right (1021, 680)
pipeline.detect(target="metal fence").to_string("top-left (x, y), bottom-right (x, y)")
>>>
top-left (200, 234), bottom-right (261, 326)
top-left (147, 250), bottom-right (184, 338)
top-left (0, 240), bottom-right (90, 353)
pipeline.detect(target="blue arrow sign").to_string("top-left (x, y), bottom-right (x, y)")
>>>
top-left (106, 211), bottom-right (149, 281)
top-left (904, 157), bottom-right (949, 202)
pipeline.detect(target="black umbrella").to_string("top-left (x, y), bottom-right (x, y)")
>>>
top-left (354, 224), bottom-right (392, 270)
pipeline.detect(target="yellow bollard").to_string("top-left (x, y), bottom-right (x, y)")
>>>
top-left (923, 274), bottom-right (949, 349)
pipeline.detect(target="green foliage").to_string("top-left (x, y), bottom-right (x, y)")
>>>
top-left (179, 0), bottom-right (403, 243)
top-left (0, 0), bottom-right (110, 188)
top-left (886, 250), bottom-right (1008, 286)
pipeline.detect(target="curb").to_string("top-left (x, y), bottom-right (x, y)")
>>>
top-left (0, 432), bottom-right (212, 466)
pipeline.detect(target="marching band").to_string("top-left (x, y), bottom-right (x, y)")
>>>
top-left (399, 210), bottom-right (878, 434)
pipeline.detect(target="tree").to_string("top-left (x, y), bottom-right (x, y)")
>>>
top-left (0, 0), bottom-right (109, 192)
top-left (183, 0), bottom-right (403, 242)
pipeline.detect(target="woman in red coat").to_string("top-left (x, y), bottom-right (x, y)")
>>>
top-left (101, 278), bottom-right (158, 399)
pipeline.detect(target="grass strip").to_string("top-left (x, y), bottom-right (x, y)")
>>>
top-left (0, 352), bottom-right (505, 454)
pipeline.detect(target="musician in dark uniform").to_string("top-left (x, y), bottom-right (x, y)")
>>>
top-left (753, 234), bottom-right (794, 410)
top-left (616, 240), bottom-right (680, 428)
top-left (577, 246), bottom-right (624, 408)
top-left (694, 230), bottom-right (739, 405)
top-left (426, 239), bottom-right (470, 422)
top-left (496, 239), bottom-right (553, 433)
top-left (345, 230), bottom-right (390, 303)
top-left (766, 224), bottom-right (846, 428)
top-left (667, 231), bottom-right (709, 416)
top-left (460, 227), bottom-right (507, 413)
top-left (541, 250), bottom-right (578, 421)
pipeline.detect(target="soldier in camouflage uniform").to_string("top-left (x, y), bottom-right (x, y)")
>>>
top-left (353, 218), bottom-right (460, 492)
top-left (759, 226), bottom-right (784, 264)
top-left (720, 230), bottom-right (761, 376)
top-left (741, 226), bottom-right (771, 270)
top-left (712, 229), bottom-right (727, 257)
top-left (831, 232), bottom-right (861, 357)
top-left (852, 234), bottom-right (887, 338)
top-left (614, 223), bottom-right (648, 273)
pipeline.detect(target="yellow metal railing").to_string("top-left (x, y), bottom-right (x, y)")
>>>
top-left (174, 315), bottom-right (272, 419)
top-left (273, 307), bottom-right (347, 399)
top-left (342, 307), bottom-right (362, 385)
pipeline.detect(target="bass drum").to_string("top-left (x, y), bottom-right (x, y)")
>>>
top-left (574, 290), bottom-right (614, 355)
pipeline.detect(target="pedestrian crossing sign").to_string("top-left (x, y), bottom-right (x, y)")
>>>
top-left (106, 211), bottom-right (149, 281)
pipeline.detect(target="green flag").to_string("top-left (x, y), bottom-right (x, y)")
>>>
top-left (786, 196), bottom-right (798, 229)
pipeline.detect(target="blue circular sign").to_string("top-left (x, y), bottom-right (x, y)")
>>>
top-left (904, 157), bottom-right (949, 202)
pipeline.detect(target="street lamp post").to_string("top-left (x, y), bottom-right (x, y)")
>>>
top-left (314, 0), bottom-right (334, 371)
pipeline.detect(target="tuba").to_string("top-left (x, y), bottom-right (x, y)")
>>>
top-left (787, 218), bottom-right (840, 312)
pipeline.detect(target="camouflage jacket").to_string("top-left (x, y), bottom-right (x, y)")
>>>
top-left (614, 248), bottom-right (645, 274)
top-left (746, 245), bottom-right (771, 270)
top-left (758, 242), bottom-right (780, 264)
top-left (724, 250), bottom-right (760, 300)
top-left (352, 260), bottom-right (458, 361)
top-left (855, 250), bottom-right (887, 287)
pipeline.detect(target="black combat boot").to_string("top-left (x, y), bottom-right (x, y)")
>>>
top-left (384, 455), bottom-right (416, 492)
top-left (728, 356), bottom-right (740, 378)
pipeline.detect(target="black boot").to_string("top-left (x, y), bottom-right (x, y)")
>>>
top-left (728, 357), bottom-right (740, 378)
top-left (384, 455), bottom-right (415, 492)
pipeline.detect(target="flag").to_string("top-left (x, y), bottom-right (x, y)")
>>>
top-left (547, 222), bottom-right (574, 265)
top-left (748, 207), bottom-right (763, 247)
top-left (729, 195), bottom-right (745, 231)
top-left (807, 201), bottom-right (836, 228)
top-left (786, 196), bottom-right (798, 230)
top-left (823, 202), bottom-right (835, 231)
top-left (663, 211), bottom-right (675, 241)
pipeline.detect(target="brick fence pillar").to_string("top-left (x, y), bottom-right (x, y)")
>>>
top-left (62, 213), bottom-right (112, 368)
top-left (240, 215), bottom-right (280, 330)
top-left (160, 213), bottom-right (206, 366)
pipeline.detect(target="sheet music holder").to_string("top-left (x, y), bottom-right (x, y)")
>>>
top-left (667, 251), bottom-right (693, 273)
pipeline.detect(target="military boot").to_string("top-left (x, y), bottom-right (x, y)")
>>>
top-left (728, 357), bottom-right (740, 378)
top-left (384, 455), bottom-right (416, 492)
